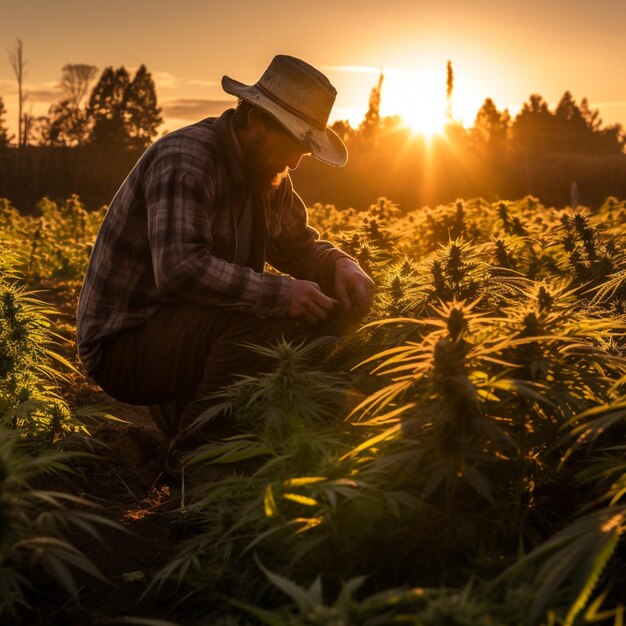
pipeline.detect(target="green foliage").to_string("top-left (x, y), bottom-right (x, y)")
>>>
top-left (0, 196), bottom-right (122, 446)
top-left (0, 230), bottom-right (123, 616)
top-left (146, 195), bottom-right (626, 625)
top-left (0, 430), bottom-right (120, 616)
top-left (6, 193), bottom-right (626, 624)
top-left (0, 239), bottom-right (110, 441)
top-left (0, 195), bottom-right (104, 289)
top-left (502, 506), bottom-right (626, 626)
top-left (234, 563), bottom-right (512, 626)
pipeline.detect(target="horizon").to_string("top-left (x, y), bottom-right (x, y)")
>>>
top-left (2, 0), bottom-right (626, 141)
top-left (0, 59), bottom-right (620, 142)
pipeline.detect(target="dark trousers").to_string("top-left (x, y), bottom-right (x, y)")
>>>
top-left (92, 304), bottom-right (338, 442)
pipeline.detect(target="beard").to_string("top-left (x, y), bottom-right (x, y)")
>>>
top-left (242, 134), bottom-right (289, 193)
top-left (268, 167), bottom-right (289, 191)
top-left (252, 166), bottom-right (288, 193)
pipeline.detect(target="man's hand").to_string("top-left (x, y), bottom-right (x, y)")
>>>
top-left (288, 279), bottom-right (336, 325)
top-left (334, 257), bottom-right (375, 312)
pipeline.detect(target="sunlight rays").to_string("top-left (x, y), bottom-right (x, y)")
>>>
top-left (381, 70), bottom-right (448, 139)
top-left (330, 65), bottom-right (485, 140)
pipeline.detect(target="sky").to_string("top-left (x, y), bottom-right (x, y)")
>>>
top-left (1, 0), bottom-right (626, 138)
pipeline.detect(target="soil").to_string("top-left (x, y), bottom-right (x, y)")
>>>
top-left (14, 285), bottom-right (194, 625)
top-left (16, 392), bottom-right (191, 626)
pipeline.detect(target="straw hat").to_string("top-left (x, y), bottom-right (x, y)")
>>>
top-left (222, 55), bottom-right (348, 167)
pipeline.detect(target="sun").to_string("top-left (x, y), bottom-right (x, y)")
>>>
top-left (381, 70), bottom-right (449, 139)
top-left (379, 68), bottom-right (485, 139)
top-left (337, 67), bottom-right (484, 139)
top-left (399, 100), bottom-right (448, 139)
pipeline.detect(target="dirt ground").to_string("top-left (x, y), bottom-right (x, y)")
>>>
top-left (18, 388), bottom-right (193, 625)
top-left (14, 283), bottom-right (195, 624)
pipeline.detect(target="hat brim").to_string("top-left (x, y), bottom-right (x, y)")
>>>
top-left (222, 75), bottom-right (348, 167)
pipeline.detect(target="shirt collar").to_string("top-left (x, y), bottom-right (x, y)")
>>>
top-left (214, 108), bottom-right (246, 186)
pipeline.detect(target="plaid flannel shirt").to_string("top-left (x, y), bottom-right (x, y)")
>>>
top-left (76, 109), bottom-right (349, 375)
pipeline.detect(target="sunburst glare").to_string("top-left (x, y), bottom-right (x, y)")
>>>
top-left (379, 68), bottom-right (483, 139)
top-left (383, 70), bottom-right (446, 138)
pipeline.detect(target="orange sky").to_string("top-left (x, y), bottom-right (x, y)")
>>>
top-left (2, 0), bottom-right (625, 137)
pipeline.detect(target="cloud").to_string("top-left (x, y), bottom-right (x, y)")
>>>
top-left (321, 65), bottom-right (382, 74)
top-left (162, 98), bottom-right (235, 120)
top-left (28, 89), bottom-right (60, 102)
top-left (129, 71), bottom-right (218, 90)
top-left (321, 65), bottom-right (412, 78)
top-left (1, 80), bottom-right (59, 99)
top-left (0, 81), bottom-right (59, 103)
top-left (186, 79), bottom-right (218, 87)
top-left (152, 71), bottom-right (180, 89)
top-left (0, 79), bottom-right (16, 94)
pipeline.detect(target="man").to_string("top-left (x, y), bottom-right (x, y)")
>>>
top-left (76, 55), bottom-right (373, 447)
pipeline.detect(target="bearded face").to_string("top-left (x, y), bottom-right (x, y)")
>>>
top-left (242, 121), bottom-right (308, 193)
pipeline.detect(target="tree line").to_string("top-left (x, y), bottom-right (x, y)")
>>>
top-left (292, 69), bottom-right (626, 210)
top-left (333, 65), bottom-right (625, 157)
top-left (0, 45), bottom-right (163, 210)
top-left (1, 54), bottom-right (625, 211)
top-left (0, 59), bottom-right (161, 150)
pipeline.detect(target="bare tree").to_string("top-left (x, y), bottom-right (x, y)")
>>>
top-left (446, 60), bottom-right (454, 121)
top-left (22, 109), bottom-right (33, 145)
top-left (359, 69), bottom-right (384, 143)
top-left (59, 63), bottom-right (98, 109)
top-left (8, 38), bottom-right (28, 147)
top-left (47, 63), bottom-right (98, 146)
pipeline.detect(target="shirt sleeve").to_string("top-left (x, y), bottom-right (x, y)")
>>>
top-left (144, 155), bottom-right (293, 317)
top-left (267, 176), bottom-right (353, 295)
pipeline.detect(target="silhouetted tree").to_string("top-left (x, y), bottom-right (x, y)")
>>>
top-left (86, 65), bottom-right (161, 150)
top-left (47, 64), bottom-right (98, 146)
top-left (0, 97), bottom-right (11, 148)
top-left (511, 91), bottom-right (625, 158)
top-left (472, 98), bottom-right (510, 154)
top-left (61, 64), bottom-right (99, 110)
top-left (26, 115), bottom-right (52, 146)
top-left (381, 114), bottom-right (403, 132)
top-left (87, 66), bottom-right (130, 148)
top-left (8, 38), bottom-right (27, 147)
top-left (48, 100), bottom-right (79, 146)
top-left (359, 70), bottom-right (384, 143)
top-left (22, 110), bottom-right (34, 146)
top-left (125, 65), bottom-right (162, 150)
top-left (330, 119), bottom-right (356, 145)
top-left (578, 97), bottom-right (625, 155)
top-left (446, 60), bottom-right (454, 121)
top-left (579, 98), bottom-right (602, 132)
top-left (553, 91), bottom-right (592, 153)
top-left (596, 123), bottom-right (626, 155)
top-left (512, 94), bottom-right (554, 155)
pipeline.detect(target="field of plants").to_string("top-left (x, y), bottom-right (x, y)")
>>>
top-left (1, 192), bottom-right (626, 625)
